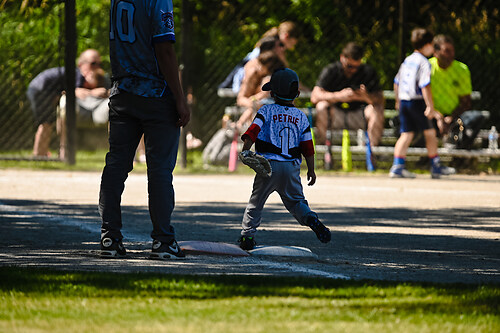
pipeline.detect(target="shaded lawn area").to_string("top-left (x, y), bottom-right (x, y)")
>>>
top-left (0, 267), bottom-right (498, 333)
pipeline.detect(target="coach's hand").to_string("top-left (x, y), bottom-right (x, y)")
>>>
top-left (176, 100), bottom-right (191, 127)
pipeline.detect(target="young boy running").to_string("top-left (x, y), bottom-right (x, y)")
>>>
top-left (238, 68), bottom-right (331, 250)
top-left (390, 28), bottom-right (456, 179)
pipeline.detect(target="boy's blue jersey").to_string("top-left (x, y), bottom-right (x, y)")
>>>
top-left (109, 0), bottom-right (176, 97)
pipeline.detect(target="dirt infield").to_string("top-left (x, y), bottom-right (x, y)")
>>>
top-left (0, 169), bottom-right (499, 283)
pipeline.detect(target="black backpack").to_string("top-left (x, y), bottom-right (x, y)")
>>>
top-left (447, 111), bottom-right (486, 149)
top-left (389, 110), bottom-right (486, 149)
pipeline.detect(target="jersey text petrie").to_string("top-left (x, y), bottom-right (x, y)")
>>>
top-left (273, 114), bottom-right (299, 125)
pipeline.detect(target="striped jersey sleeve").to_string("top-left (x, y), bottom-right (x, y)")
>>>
top-left (241, 113), bottom-right (264, 143)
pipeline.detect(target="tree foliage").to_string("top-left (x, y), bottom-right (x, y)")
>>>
top-left (0, 0), bottom-right (498, 148)
top-left (0, 0), bottom-right (52, 12)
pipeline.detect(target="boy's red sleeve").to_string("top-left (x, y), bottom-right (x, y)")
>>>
top-left (241, 113), bottom-right (264, 142)
top-left (241, 123), bottom-right (260, 142)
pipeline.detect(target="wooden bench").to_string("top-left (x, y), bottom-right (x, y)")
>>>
top-left (217, 89), bottom-right (500, 165)
top-left (75, 123), bottom-right (109, 150)
top-left (57, 95), bottom-right (110, 151)
top-left (371, 90), bottom-right (498, 159)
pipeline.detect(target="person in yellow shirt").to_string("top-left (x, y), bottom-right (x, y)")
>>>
top-left (429, 35), bottom-right (472, 135)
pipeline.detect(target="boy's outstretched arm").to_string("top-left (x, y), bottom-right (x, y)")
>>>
top-left (305, 155), bottom-right (316, 186)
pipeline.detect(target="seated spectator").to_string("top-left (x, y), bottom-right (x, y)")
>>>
top-left (27, 49), bottom-right (109, 158)
top-left (430, 35), bottom-right (471, 131)
top-left (219, 21), bottom-right (299, 93)
top-left (76, 67), bottom-right (110, 124)
top-left (236, 51), bottom-right (285, 128)
top-left (204, 51), bottom-right (284, 167)
top-left (59, 67), bottom-right (110, 125)
top-left (429, 34), bottom-right (485, 148)
top-left (220, 36), bottom-right (284, 129)
top-left (58, 66), bottom-right (110, 159)
top-left (310, 42), bottom-right (385, 147)
top-left (261, 21), bottom-right (299, 51)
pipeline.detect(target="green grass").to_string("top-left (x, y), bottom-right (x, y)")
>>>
top-left (0, 150), bottom-right (111, 172)
top-left (0, 149), bottom-right (498, 175)
top-left (0, 267), bottom-right (498, 333)
top-left (0, 149), bottom-right (238, 174)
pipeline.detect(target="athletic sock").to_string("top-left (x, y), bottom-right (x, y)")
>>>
top-left (393, 156), bottom-right (405, 168)
top-left (430, 155), bottom-right (440, 167)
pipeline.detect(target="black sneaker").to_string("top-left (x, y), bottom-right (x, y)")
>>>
top-left (100, 237), bottom-right (126, 258)
top-left (149, 239), bottom-right (185, 260)
top-left (306, 216), bottom-right (331, 243)
top-left (238, 236), bottom-right (256, 251)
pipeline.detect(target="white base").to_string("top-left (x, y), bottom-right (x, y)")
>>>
top-left (249, 245), bottom-right (318, 259)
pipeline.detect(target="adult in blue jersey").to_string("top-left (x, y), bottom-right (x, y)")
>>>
top-left (99, 0), bottom-right (190, 259)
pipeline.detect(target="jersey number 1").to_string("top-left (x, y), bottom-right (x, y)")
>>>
top-left (280, 127), bottom-right (291, 156)
top-left (110, 0), bottom-right (136, 43)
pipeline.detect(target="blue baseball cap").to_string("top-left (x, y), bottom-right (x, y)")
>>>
top-left (262, 68), bottom-right (299, 101)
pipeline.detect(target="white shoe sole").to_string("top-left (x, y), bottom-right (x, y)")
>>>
top-left (149, 252), bottom-right (185, 260)
top-left (100, 250), bottom-right (126, 258)
top-left (389, 172), bottom-right (416, 179)
top-left (432, 168), bottom-right (456, 179)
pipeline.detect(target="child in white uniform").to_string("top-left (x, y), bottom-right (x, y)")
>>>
top-left (238, 68), bottom-right (331, 250)
top-left (391, 28), bottom-right (455, 179)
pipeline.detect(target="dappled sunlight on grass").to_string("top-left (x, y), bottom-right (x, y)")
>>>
top-left (0, 149), bottom-right (498, 175)
top-left (0, 267), bottom-right (498, 332)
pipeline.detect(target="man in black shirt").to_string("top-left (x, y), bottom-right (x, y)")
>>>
top-left (311, 42), bottom-right (385, 146)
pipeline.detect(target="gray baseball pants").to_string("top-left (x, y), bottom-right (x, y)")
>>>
top-left (241, 159), bottom-right (317, 236)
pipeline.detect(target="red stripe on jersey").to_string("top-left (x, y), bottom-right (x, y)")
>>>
top-left (241, 123), bottom-right (261, 142)
top-left (300, 140), bottom-right (315, 157)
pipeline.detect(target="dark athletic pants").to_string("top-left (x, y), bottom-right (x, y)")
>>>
top-left (99, 90), bottom-right (180, 243)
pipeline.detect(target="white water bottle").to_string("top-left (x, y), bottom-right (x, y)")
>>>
top-left (488, 126), bottom-right (498, 151)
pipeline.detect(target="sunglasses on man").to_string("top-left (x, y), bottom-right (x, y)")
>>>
top-left (345, 63), bottom-right (360, 69)
top-left (86, 61), bottom-right (101, 67)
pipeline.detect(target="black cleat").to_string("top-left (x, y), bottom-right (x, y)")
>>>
top-left (238, 236), bottom-right (256, 251)
top-left (306, 216), bottom-right (331, 243)
top-left (149, 239), bottom-right (185, 260)
top-left (100, 237), bottom-right (127, 258)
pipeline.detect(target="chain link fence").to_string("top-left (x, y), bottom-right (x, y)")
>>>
top-left (0, 0), bottom-right (498, 162)
top-left (0, 1), bottom-right (65, 158)
top-left (186, 0), bottom-right (499, 147)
